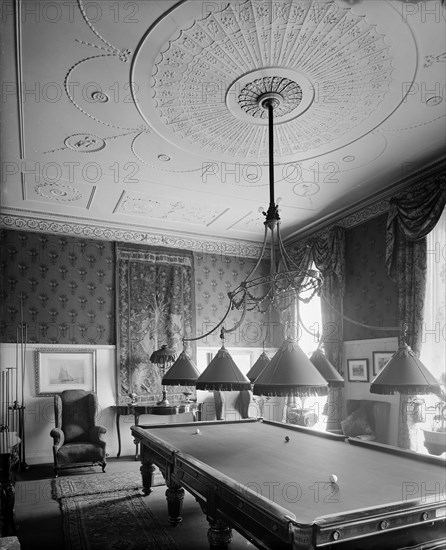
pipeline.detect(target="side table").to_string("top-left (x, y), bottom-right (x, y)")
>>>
top-left (112, 403), bottom-right (198, 458)
top-left (0, 431), bottom-right (21, 537)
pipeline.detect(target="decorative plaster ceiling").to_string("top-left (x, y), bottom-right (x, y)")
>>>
top-left (0, 0), bottom-right (445, 254)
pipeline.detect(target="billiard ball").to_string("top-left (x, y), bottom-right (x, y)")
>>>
top-left (285, 436), bottom-right (290, 442)
top-left (329, 474), bottom-right (338, 483)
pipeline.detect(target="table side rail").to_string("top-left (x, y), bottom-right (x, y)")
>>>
top-left (312, 498), bottom-right (446, 547)
top-left (135, 418), bottom-right (259, 430)
top-left (261, 419), bottom-right (347, 441)
top-left (347, 437), bottom-right (446, 466)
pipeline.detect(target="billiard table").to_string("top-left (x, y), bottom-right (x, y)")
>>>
top-left (131, 419), bottom-right (446, 550)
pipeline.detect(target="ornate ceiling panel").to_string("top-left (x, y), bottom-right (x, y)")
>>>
top-left (0, 0), bottom-right (445, 248)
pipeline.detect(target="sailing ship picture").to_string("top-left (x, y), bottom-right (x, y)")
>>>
top-left (54, 365), bottom-right (79, 384)
top-left (36, 349), bottom-right (96, 396)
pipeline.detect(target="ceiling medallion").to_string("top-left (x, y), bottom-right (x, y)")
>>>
top-left (238, 77), bottom-right (302, 119)
top-left (133, 0), bottom-right (414, 163)
top-left (226, 68), bottom-right (313, 126)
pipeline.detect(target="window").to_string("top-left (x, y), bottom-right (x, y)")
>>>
top-left (420, 207), bottom-right (445, 386)
top-left (297, 263), bottom-right (322, 355)
top-left (416, 208), bottom-right (445, 452)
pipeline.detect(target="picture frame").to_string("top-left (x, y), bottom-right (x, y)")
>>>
top-left (347, 358), bottom-right (369, 382)
top-left (373, 351), bottom-right (394, 376)
top-left (35, 348), bottom-right (97, 396)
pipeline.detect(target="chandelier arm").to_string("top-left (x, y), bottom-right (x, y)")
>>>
top-left (277, 228), bottom-right (306, 273)
top-left (270, 226), bottom-right (277, 302)
top-left (183, 299), bottom-right (233, 343)
top-left (223, 298), bottom-right (249, 335)
top-left (241, 224), bottom-right (270, 284)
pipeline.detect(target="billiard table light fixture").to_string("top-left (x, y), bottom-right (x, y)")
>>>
top-left (162, 345), bottom-right (201, 386)
top-left (184, 85), bottom-right (322, 350)
top-left (309, 347), bottom-right (344, 388)
top-left (253, 339), bottom-right (328, 397)
top-left (370, 340), bottom-right (441, 396)
top-left (246, 351), bottom-right (271, 383)
top-left (195, 330), bottom-right (251, 391)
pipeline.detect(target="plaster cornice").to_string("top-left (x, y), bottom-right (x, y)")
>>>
top-left (285, 157), bottom-right (446, 244)
top-left (0, 212), bottom-right (264, 259)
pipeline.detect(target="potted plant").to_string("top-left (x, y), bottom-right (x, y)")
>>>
top-left (422, 373), bottom-right (446, 456)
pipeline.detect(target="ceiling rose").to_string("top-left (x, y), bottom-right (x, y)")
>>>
top-left (133, 0), bottom-right (414, 163)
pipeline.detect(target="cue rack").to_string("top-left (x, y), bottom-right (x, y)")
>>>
top-left (0, 298), bottom-right (28, 469)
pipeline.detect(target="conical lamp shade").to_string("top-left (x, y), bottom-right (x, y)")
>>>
top-left (253, 339), bottom-right (328, 397)
top-left (162, 351), bottom-right (200, 386)
top-left (370, 342), bottom-right (441, 395)
top-left (196, 345), bottom-right (251, 391)
top-left (246, 352), bottom-right (270, 383)
top-left (310, 348), bottom-right (344, 388)
top-left (150, 344), bottom-right (176, 366)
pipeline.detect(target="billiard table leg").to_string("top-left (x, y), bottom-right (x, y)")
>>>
top-left (207, 518), bottom-right (232, 549)
top-left (166, 482), bottom-right (185, 525)
top-left (140, 462), bottom-right (157, 495)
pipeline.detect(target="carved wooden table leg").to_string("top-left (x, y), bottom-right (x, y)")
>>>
top-left (0, 453), bottom-right (17, 537)
top-left (140, 463), bottom-right (156, 495)
top-left (165, 482), bottom-right (185, 525)
top-left (207, 518), bottom-right (232, 549)
top-left (139, 444), bottom-right (157, 495)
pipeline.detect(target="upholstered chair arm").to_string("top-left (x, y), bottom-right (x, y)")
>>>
top-left (50, 427), bottom-right (65, 450)
top-left (90, 425), bottom-right (107, 447)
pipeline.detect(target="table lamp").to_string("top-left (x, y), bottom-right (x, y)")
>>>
top-left (150, 344), bottom-right (176, 406)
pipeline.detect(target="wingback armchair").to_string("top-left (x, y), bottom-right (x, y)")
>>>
top-left (50, 389), bottom-right (107, 476)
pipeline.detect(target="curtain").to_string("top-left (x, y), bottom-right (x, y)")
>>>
top-left (311, 226), bottom-right (345, 431)
top-left (312, 226), bottom-right (345, 371)
top-left (385, 174), bottom-right (446, 448)
top-left (116, 243), bottom-right (195, 403)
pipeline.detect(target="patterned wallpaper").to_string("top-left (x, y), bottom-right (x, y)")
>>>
top-left (1, 216), bottom-right (401, 348)
top-left (0, 230), bottom-right (115, 345)
top-left (343, 214), bottom-right (399, 341)
top-left (193, 250), bottom-right (280, 348)
top-left (0, 229), bottom-right (277, 349)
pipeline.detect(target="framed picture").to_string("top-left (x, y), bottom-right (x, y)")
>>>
top-left (373, 351), bottom-right (394, 376)
top-left (35, 348), bottom-right (97, 396)
top-left (347, 359), bottom-right (369, 382)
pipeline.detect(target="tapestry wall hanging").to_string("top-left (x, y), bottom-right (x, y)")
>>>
top-left (116, 243), bottom-right (195, 404)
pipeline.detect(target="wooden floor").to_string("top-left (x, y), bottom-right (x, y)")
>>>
top-left (12, 456), bottom-right (256, 550)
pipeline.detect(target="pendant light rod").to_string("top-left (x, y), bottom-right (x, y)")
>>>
top-left (260, 94), bottom-right (281, 227)
top-left (268, 101), bottom-right (275, 209)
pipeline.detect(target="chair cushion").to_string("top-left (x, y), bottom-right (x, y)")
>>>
top-left (56, 442), bottom-right (105, 465)
top-left (61, 393), bottom-right (92, 443)
top-left (341, 406), bottom-right (375, 438)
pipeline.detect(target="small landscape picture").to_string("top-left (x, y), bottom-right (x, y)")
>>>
top-left (347, 359), bottom-right (369, 382)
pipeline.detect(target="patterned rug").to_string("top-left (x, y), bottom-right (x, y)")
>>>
top-left (52, 471), bottom-right (177, 550)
